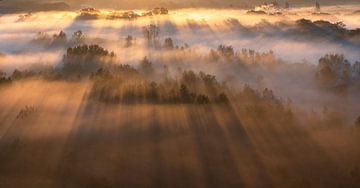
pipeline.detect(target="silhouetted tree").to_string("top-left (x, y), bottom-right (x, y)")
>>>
top-left (285, 2), bottom-right (290, 9)
top-left (209, 49), bottom-right (220, 61)
top-left (355, 116), bottom-right (360, 128)
top-left (0, 70), bottom-right (5, 78)
top-left (180, 84), bottom-right (191, 103)
top-left (315, 1), bottom-right (321, 12)
top-left (125, 35), bottom-right (135, 48)
top-left (353, 61), bottom-right (360, 80)
top-left (50, 30), bottom-right (67, 47)
top-left (0, 71), bottom-right (11, 85)
top-left (123, 86), bottom-right (136, 104)
top-left (147, 82), bottom-right (159, 103)
top-left (152, 7), bottom-right (169, 15)
top-left (215, 93), bottom-right (229, 103)
top-left (197, 94), bottom-right (210, 104)
top-left (16, 106), bottom-right (37, 120)
top-left (72, 30), bottom-right (85, 44)
top-left (241, 84), bottom-right (260, 102)
top-left (77, 8), bottom-right (100, 20)
top-left (163, 38), bottom-right (174, 49)
top-left (316, 54), bottom-right (351, 89)
top-left (263, 88), bottom-right (275, 100)
top-left (181, 70), bottom-right (198, 86)
top-left (11, 69), bottom-right (21, 80)
top-left (90, 68), bottom-right (112, 80)
top-left (143, 24), bottom-right (160, 47)
top-left (217, 45), bottom-right (234, 59)
top-left (139, 57), bottom-right (155, 75)
top-left (34, 32), bottom-right (50, 41)
top-left (62, 44), bottom-right (115, 77)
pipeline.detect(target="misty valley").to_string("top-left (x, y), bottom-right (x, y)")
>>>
top-left (1, 2), bottom-right (360, 188)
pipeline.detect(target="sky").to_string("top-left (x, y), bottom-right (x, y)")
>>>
top-left (1, 0), bottom-right (360, 10)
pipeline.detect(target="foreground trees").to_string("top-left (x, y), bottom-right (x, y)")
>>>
top-left (89, 60), bottom-right (230, 105)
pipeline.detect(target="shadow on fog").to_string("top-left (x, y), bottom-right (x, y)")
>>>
top-left (0, 94), bottom-right (358, 187)
top-left (54, 101), bottom-right (253, 187)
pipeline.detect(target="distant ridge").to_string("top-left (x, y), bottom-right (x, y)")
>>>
top-left (0, 1), bottom-right (70, 14)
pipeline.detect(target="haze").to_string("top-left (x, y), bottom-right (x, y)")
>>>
top-left (1, 1), bottom-right (360, 188)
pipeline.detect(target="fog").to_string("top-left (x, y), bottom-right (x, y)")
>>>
top-left (1, 4), bottom-right (360, 188)
top-left (1, 7), bottom-right (360, 122)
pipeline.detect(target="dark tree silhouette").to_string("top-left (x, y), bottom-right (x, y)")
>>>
top-left (217, 45), bottom-right (234, 59)
top-left (16, 106), bottom-right (37, 120)
top-left (353, 61), bottom-right (360, 80)
top-left (163, 38), bottom-right (174, 50)
top-left (50, 31), bottom-right (67, 47)
top-left (71, 30), bottom-right (85, 45)
top-left (0, 70), bottom-right (5, 78)
top-left (125, 35), bottom-right (135, 48)
top-left (179, 84), bottom-right (192, 103)
top-left (62, 45), bottom-right (116, 77)
top-left (139, 57), bottom-right (155, 76)
top-left (355, 116), bottom-right (360, 128)
top-left (215, 93), bottom-right (229, 103)
top-left (196, 94), bottom-right (210, 104)
top-left (0, 71), bottom-right (11, 85)
top-left (285, 2), bottom-right (290, 9)
top-left (315, 1), bottom-right (321, 12)
top-left (143, 24), bottom-right (160, 47)
top-left (316, 54), bottom-right (351, 89)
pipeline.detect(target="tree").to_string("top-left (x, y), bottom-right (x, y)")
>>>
top-left (0, 70), bottom-right (6, 78)
top-left (196, 94), bottom-right (210, 104)
top-left (123, 86), bottom-right (136, 104)
top-left (285, 2), bottom-right (290, 9)
top-left (147, 82), bottom-right (159, 103)
top-left (72, 30), bottom-right (85, 44)
top-left (262, 88), bottom-right (275, 100)
top-left (181, 70), bottom-right (198, 86)
top-left (352, 61), bottom-right (360, 80)
top-left (355, 116), bottom-right (360, 128)
top-left (12, 69), bottom-right (23, 80)
top-left (91, 68), bottom-right (112, 80)
top-left (217, 45), bottom-right (234, 59)
top-left (62, 45), bottom-right (115, 77)
top-left (125, 35), bottom-right (135, 48)
top-left (152, 7), bottom-right (169, 15)
top-left (16, 106), bottom-right (37, 120)
top-left (209, 49), bottom-right (220, 61)
top-left (315, 1), bottom-right (321, 12)
top-left (139, 57), bottom-right (154, 75)
top-left (143, 24), bottom-right (160, 47)
top-left (316, 54), bottom-right (351, 88)
top-left (163, 38), bottom-right (174, 49)
top-left (215, 93), bottom-right (229, 103)
top-left (180, 84), bottom-right (191, 103)
top-left (242, 84), bottom-right (260, 101)
top-left (51, 30), bottom-right (67, 47)
top-left (34, 32), bottom-right (50, 41)
top-left (0, 71), bottom-right (11, 85)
